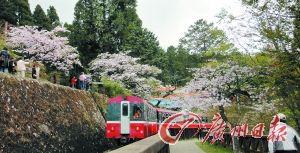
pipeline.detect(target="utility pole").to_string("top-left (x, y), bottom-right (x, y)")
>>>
top-left (232, 71), bottom-right (240, 153)
top-left (236, 73), bottom-right (240, 115)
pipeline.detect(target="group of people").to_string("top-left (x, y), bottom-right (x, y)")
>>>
top-left (0, 47), bottom-right (16, 74)
top-left (70, 72), bottom-right (92, 90)
top-left (0, 47), bottom-right (40, 79)
top-left (1, 48), bottom-right (93, 89)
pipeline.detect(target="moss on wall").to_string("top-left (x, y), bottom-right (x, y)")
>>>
top-left (0, 73), bottom-right (117, 152)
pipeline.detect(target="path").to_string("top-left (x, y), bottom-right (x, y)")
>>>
top-left (170, 139), bottom-right (205, 153)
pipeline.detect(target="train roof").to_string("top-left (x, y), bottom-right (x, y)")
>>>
top-left (156, 108), bottom-right (178, 114)
top-left (149, 99), bottom-right (182, 110)
top-left (108, 95), bottom-right (144, 104)
top-left (108, 96), bottom-right (154, 104)
top-left (108, 96), bottom-right (180, 113)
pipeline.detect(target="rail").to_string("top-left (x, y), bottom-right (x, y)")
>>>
top-left (109, 134), bottom-right (169, 153)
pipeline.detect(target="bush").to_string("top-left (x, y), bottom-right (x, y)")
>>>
top-left (101, 77), bottom-right (131, 97)
top-left (0, 35), bottom-right (5, 49)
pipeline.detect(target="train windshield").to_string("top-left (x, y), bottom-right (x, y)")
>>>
top-left (107, 103), bottom-right (120, 121)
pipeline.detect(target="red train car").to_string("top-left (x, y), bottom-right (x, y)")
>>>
top-left (106, 96), bottom-right (157, 143)
top-left (105, 95), bottom-right (212, 143)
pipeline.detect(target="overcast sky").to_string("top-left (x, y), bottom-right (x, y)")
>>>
top-left (28, 0), bottom-right (243, 49)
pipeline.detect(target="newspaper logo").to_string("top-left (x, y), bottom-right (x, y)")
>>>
top-left (158, 110), bottom-right (201, 145)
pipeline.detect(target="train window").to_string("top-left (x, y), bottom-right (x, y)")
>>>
top-left (159, 113), bottom-right (165, 123)
top-left (107, 104), bottom-right (120, 121)
top-left (133, 104), bottom-right (142, 119)
top-left (122, 103), bottom-right (128, 116)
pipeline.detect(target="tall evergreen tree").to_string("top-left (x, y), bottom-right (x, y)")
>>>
top-left (107, 0), bottom-right (142, 51)
top-left (0, 0), bottom-right (15, 24)
top-left (33, 5), bottom-right (51, 30)
top-left (179, 19), bottom-right (228, 53)
top-left (106, 0), bottom-right (166, 69)
top-left (124, 28), bottom-right (163, 64)
top-left (70, 0), bottom-right (165, 73)
top-left (11, 0), bottom-right (33, 25)
top-left (47, 6), bottom-right (60, 29)
top-left (160, 46), bottom-right (200, 86)
top-left (70, 0), bottom-right (105, 66)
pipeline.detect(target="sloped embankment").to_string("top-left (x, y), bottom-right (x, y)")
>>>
top-left (0, 73), bottom-right (116, 152)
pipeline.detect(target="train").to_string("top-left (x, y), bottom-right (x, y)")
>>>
top-left (105, 95), bottom-right (211, 143)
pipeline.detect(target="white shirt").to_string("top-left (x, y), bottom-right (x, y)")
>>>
top-left (268, 123), bottom-right (300, 153)
top-left (35, 67), bottom-right (40, 78)
top-left (79, 74), bottom-right (86, 81)
top-left (17, 60), bottom-right (26, 71)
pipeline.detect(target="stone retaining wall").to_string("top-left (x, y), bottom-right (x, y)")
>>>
top-left (0, 73), bottom-right (116, 153)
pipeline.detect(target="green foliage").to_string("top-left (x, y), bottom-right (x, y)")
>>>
top-left (179, 19), bottom-right (230, 54)
top-left (101, 77), bottom-right (131, 98)
top-left (159, 46), bottom-right (200, 86)
top-left (0, 0), bottom-right (15, 24)
top-left (242, 0), bottom-right (300, 129)
top-left (107, 0), bottom-right (166, 78)
top-left (126, 28), bottom-right (164, 65)
top-left (33, 5), bottom-right (51, 30)
top-left (70, 0), bottom-right (163, 70)
top-left (161, 18), bottom-right (239, 87)
top-left (197, 141), bottom-right (233, 153)
top-left (271, 51), bottom-right (300, 126)
top-left (10, 0), bottom-right (33, 25)
top-left (0, 35), bottom-right (5, 49)
top-left (272, 1), bottom-right (300, 126)
top-left (70, 0), bottom-right (105, 66)
top-left (47, 6), bottom-right (60, 29)
top-left (107, 0), bottom-right (142, 52)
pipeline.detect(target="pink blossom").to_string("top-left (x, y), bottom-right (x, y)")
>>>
top-left (6, 26), bottom-right (81, 73)
top-left (90, 52), bottom-right (162, 97)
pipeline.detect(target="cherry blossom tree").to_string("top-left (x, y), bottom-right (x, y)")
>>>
top-left (170, 63), bottom-right (268, 110)
top-left (6, 26), bottom-right (81, 73)
top-left (89, 52), bottom-right (162, 98)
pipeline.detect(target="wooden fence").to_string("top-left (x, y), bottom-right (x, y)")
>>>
top-left (170, 129), bottom-right (269, 153)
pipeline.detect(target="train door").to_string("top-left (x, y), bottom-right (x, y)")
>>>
top-left (121, 101), bottom-right (130, 134)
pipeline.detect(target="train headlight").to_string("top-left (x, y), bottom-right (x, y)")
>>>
top-left (111, 127), bottom-right (115, 131)
top-left (136, 126), bottom-right (140, 131)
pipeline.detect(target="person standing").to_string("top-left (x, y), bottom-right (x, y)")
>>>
top-left (70, 76), bottom-right (78, 89)
top-left (85, 74), bottom-right (92, 91)
top-left (0, 56), bottom-right (4, 72)
top-left (79, 72), bottom-right (86, 90)
top-left (268, 113), bottom-right (300, 153)
top-left (8, 57), bottom-right (16, 74)
top-left (0, 47), bottom-right (10, 73)
top-left (32, 64), bottom-right (37, 79)
top-left (52, 73), bottom-right (57, 84)
top-left (17, 58), bottom-right (26, 77)
top-left (33, 62), bottom-right (40, 79)
top-left (35, 64), bottom-right (40, 79)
